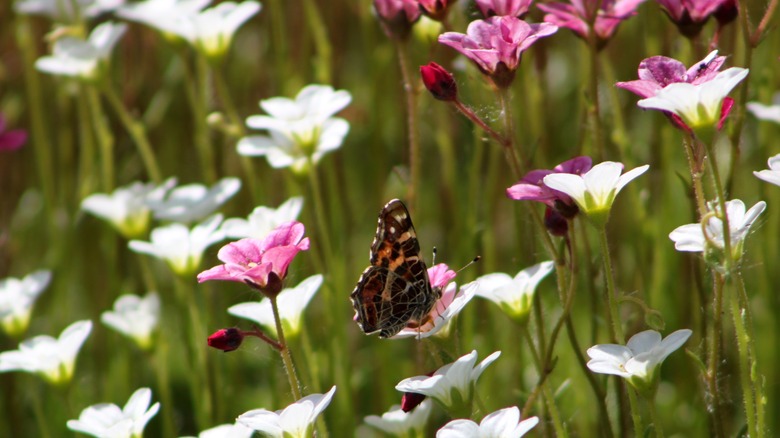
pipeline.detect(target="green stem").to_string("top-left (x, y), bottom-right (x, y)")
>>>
top-left (734, 272), bottom-right (766, 437)
top-left (521, 330), bottom-right (567, 437)
top-left (647, 396), bottom-right (665, 438)
top-left (597, 228), bottom-right (624, 344)
top-left (270, 295), bottom-right (302, 400)
top-left (149, 338), bottom-right (176, 438)
top-left (729, 276), bottom-right (758, 438)
top-left (683, 134), bottom-right (707, 218)
top-left (76, 85), bottom-right (98, 200)
top-left (302, 0), bottom-right (332, 84)
top-left (707, 274), bottom-right (726, 438)
top-left (181, 51), bottom-right (217, 183)
top-left (86, 86), bottom-right (115, 191)
top-left (101, 85), bottom-right (162, 183)
top-left (29, 382), bottom-right (51, 438)
top-left (586, 37), bottom-right (604, 160)
top-left (394, 39), bottom-right (420, 212)
top-left (625, 386), bottom-right (644, 438)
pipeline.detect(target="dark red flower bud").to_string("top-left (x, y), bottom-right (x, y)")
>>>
top-left (400, 391), bottom-right (427, 412)
top-left (714, 0), bottom-right (738, 26)
top-left (545, 206), bottom-right (569, 236)
top-left (420, 62), bottom-right (458, 101)
top-left (208, 328), bottom-right (244, 352)
top-left (418, 0), bottom-right (453, 21)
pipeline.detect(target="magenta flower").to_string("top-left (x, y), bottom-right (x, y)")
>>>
top-left (475, 0), bottom-right (533, 18)
top-left (420, 62), bottom-right (458, 101)
top-left (617, 50), bottom-right (737, 131)
top-left (373, 0), bottom-right (422, 39)
top-left (655, 0), bottom-right (734, 37)
top-left (538, 0), bottom-right (646, 48)
top-left (197, 221), bottom-right (310, 296)
top-left (439, 16), bottom-right (557, 88)
top-left (0, 114), bottom-right (28, 152)
top-left (507, 156), bottom-right (593, 217)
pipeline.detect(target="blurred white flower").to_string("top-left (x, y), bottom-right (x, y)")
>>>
top-left (0, 320), bottom-right (92, 385)
top-left (669, 199), bottom-right (766, 261)
top-left (101, 293), bottom-right (160, 350)
top-left (228, 274), bottom-right (322, 338)
top-left (437, 406), bottom-right (539, 438)
top-left (638, 68), bottom-right (749, 130)
top-left (587, 329), bottom-right (691, 395)
top-left (35, 22), bottom-right (127, 80)
top-left (396, 350), bottom-right (501, 411)
top-left (146, 177), bottom-right (240, 223)
top-left (237, 85), bottom-right (352, 174)
top-left (747, 93), bottom-right (780, 124)
top-left (67, 387), bottom-right (160, 438)
top-left (129, 214), bottom-right (225, 276)
top-left (117, 0), bottom-right (210, 34)
top-left (181, 422), bottom-right (254, 438)
top-left (391, 281), bottom-right (477, 340)
top-left (0, 270), bottom-right (52, 337)
top-left (237, 386), bottom-right (336, 438)
top-left (475, 261), bottom-right (554, 322)
top-left (81, 179), bottom-right (175, 239)
top-left (15, 0), bottom-right (123, 22)
top-left (753, 153), bottom-right (780, 187)
top-left (364, 399), bottom-right (433, 437)
top-left (221, 196), bottom-right (303, 239)
top-left (543, 161), bottom-right (649, 227)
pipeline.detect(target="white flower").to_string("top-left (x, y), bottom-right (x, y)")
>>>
top-left (753, 153), bottom-right (780, 187)
top-left (221, 196), bottom-right (304, 239)
top-left (391, 281), bottom-right (477, 340)
top-left (395, 351), bottom-right (501, 410)
top-left (101, 293), bottom-right (160, 350)
top-left (67, 387), bottom-right (160, 438)
top-left (128, 214), bottom-right (225, 276)
top-left (364, 399), bottom-right (433, 436)
top-left (0, 320), bottom-right (92, 385)
top-left (0, 270), bottom-right (52, 337)
top-left (237, 386), bottom-right (336, 438)
top-left (116, 0), bottom-right (210, 34)
top-left (747, 93), bottom-right (780, 124)
top-left (158, 1), bottom-right (261, 59)
top-left (15, 0), bottom-right (123, 21)
top-left (637, 68), bottom-right (749, 130)
top-left (543, 161), bottom-right (649, 227)
top-left (182, 422), bottom-right (254, 438)
top-left (237, 85), bottom-right (352, 174)
top-left (437, 407), bottom-right (539, 438)
top-left (81, 179), bottom-right (175, 239)
top-left (146, 177), bottom-right (240, 223)
top-left (475, 261), bottom-right (554, 321)
top-left (228, 274), bottom-right (322, 338)
top-left (669, 199), bottom-right (766, 261)
top-left (35, 22), bottom-right (127, 80)
top-left (587, 329), bottom-right (691, 394)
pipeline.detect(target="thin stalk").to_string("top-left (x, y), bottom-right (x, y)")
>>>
top-left (597, 228), bottom-right (624, 344)
top-left (586, 37), bottom-right (604, 160)
top-left (497, 87), bottom-right (523, 178)
top-left (734, 271), bottom-right (766, 437)
top-left (302, 0), bottom-right (332, 84)
top-left (521, 330), bottom-right (567, 437)
top-left (451, 100), bottom-right (508, 149)
top-left (85, 86), bottom-right (115, 191)
top-left (307, 162), bottom-right (335, 273)
top-left (270, 295), bottom-right (302, 400)
top-left (729, 278), bottom-right (758, 438)
top-left (707, 274), bottom-right (726, 438)
top-left (29, 383), bottom-right (51, 438)
top-left (625, 386), bottom-right (644, 438)
top-left (179, 50), bottom-right (216, 183)
top-left (149, 339), bottom-right (175, 438)
top-left (647, 397), bottom-right (665, 438)
top-left (76, 85), bottom-right (97, 200)
top-left (394, 39), bottom-right (421, 212)
top-left (683, 134), bottom-right (707, 217)
top-left (100, 85), bottom-right (162, 183)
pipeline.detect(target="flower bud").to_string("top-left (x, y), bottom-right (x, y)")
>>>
top-left (420, 62), bottom-right (457, 101)
top-left (208, 328), bottom-right (244, 352)
top-left (544, 206), bottom-right (569, 236)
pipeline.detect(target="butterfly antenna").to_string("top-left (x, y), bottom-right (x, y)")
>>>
top-left (456, 256), bottom-right (481, 274)
top-left (431, 246), bottom-right (437, 265)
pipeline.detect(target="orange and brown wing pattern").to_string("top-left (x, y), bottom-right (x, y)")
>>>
top-left (351, 199), bottom-right (438, 338)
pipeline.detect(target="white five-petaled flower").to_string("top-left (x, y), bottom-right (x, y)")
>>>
top-left (543, 161), bottom-right (649, 227)
top-left (228, 274), bottom-right (323, 338)
top-left (747, 93), bottom-right (780, 124)
top-left (116, 0), bottom-right (210, 35)
top-left (364, 399), bottom-right (433, 437)
top-left (237, 84), bottom-right (352, 174)
top-left (81, 179), bottom-right (175, 239)
top-left (146, 177), bottom-right (241, 223)
top-left (67, 387), bottom-right (161, 438)
top-left (181, 422), bottom-right (254, 438)
top-left (669, 199), bottom-right (766, 263)
top-left (101, 293), bottom-right (161, 350)
top-left (436, 406), bottom-right (539, 438)
top-left (0, 320), bottom-right (92, 385)
top-left (15, 0), bottom-right (123, 22)
top-left (129, 214), bottom-right (225, 276)
top-left (753, 153), bottom-right (780, 187)
top-left (35, 21), bottom-right (128, 80)
top-left (391, 280), bottom-right (477, 340)
top-left (586, 329), bottom-right (692, 395)
top-left (237, 386), bottom-right (336, 438)
top-left (221, 196), bottom-right (304, 239)
top-left (395, 350), bottom-right (501, 411)
top-left (474, 261), bottom-right (554, 322)
top-left (637, 68), bottom-right (749, 130)
top-left (0, 270), bottom-right (52, 337)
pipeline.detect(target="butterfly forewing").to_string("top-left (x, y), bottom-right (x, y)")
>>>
top-left (351, 199), bottom-right (439, 338)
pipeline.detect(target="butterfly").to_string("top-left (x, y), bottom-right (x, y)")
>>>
top-left (350, 199), bottom-right (441, 338)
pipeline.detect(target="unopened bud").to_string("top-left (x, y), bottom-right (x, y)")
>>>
top-left (420, 62), bottom-right (457, 101)
top-left (207, 328), bottom-right (244, 352)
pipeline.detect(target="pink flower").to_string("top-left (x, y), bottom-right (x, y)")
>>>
top-left (0, 114), bottom-right (28, 152)
top-left (507, 156), bottom-right (593, 217)
top-left (475, 0), bottom-right (533, 18)
top-left (617, 50), bottom-right (735, 131)
top-left (373, 0), bottom-right (422, 39)
top-left (439, 16), bottom-right (557, 88)
top-left (197, 221), bottom-right (310, 296)
top-left (655, 0), bottom-right (734, 37)
top-left (538, 0), bottom-right (645, 48)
